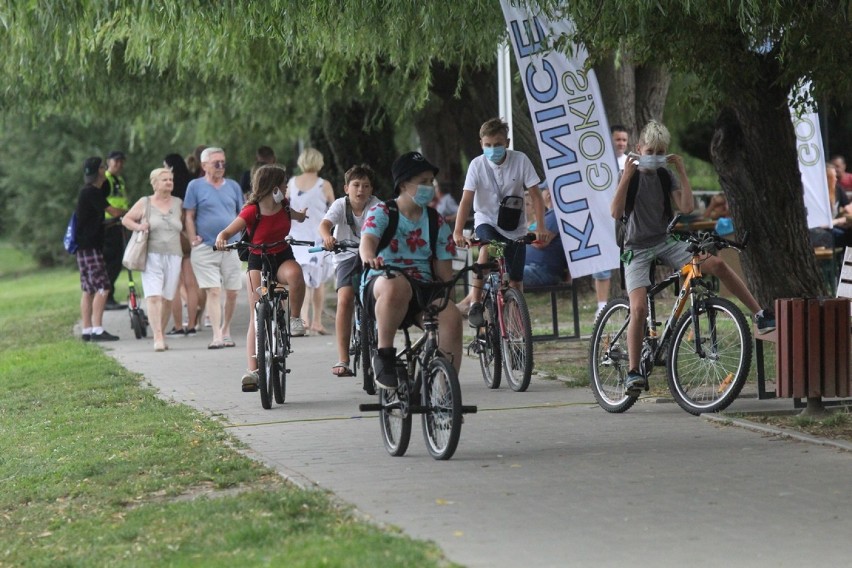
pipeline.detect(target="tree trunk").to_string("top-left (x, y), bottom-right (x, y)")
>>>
top-left (596, 52), bottom-right (668, 144)
top-left (711, 98), bottom-right (826, 306)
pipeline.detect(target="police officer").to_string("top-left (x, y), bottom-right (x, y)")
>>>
top-left (103, 150), bottom-right (129, 309)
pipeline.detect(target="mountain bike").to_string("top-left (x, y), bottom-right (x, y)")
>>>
top-left (464, 235), bottom-right (535, 392)
top-left (589, 221), bottom-right (753, 415)
top-left (308, 239), bottom-right (375, 395)
top-left (359, 264), bottom-right (478, 460)
top-left (222, 237), bottom-right (314, 409)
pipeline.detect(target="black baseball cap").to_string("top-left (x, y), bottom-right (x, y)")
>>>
top-left (107, 150), bottom-right (126, 160)
top-left (83, 156), bottom-right (103, 177)
top-left (391, 151), bottom-right (439, 194)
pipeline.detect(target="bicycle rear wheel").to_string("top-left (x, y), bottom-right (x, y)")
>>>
top-left (380, 384), bottom-right (412, 457)
top-left (500, 288), bottom-right (533, 392)
top-left (350, 314), bottom-right (361, 378)
top-left (422, 356), bottom-right (463, 460)
top-left (589, 298), bottom-right (638, 413)
top-left (477, 295), bottom-right (502, 389)
top-left (255, 303), bottom-right (274, 410)
top-left (667, 297), bottom-right (752, 415)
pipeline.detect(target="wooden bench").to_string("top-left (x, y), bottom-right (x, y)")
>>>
top-left (526, 279), bottom-right (581, 342)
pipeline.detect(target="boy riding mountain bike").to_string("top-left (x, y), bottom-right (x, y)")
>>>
top-left (612, 120), bottom-right (775, 396)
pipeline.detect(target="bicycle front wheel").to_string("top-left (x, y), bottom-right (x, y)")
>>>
top-left (477, 295), bottom-right (502, 389)
top-left (589, 298), bottom-right (638, 413)
top-left (501, 288), bottom-right (533, 392)
top-left (667, 297), bottom-right (752, 415)
top-left (380, 385), bottom-right (412, 457)
top-left (255, 302), bottom-right (274, 410)
top-left (272, 308), bottom-right (288, 405)
top-left (422, 356), bottom-right (463, 460)
top-left (350, 314), bottom-right (361, 378)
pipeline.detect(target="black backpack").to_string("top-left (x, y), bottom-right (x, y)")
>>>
top-left (375, 199), bottom-right (440, 258)
top-left (615, 167), bottom-right (673, 249)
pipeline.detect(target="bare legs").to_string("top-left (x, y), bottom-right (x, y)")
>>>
top-left (147, 295), bottom-right (172, 349)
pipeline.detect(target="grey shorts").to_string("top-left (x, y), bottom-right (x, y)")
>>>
top-left (335, 255), bottom-right (361, 291)
top-left (623, 238), bottom-right (692, 293)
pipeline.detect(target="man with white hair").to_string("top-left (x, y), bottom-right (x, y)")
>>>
top-left (183, 147), bottom-right (244, 349)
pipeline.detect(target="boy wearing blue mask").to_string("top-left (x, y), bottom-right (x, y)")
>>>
top-left (360, 152), bottom-right (463, 390)
top-left (453, 117), bottom-right (553, 327)
top-left (612, 120), bottom-right (775, 395)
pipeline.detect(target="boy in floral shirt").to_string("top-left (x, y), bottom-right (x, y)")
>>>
top-left (359, 152), bottom-right (462, 390)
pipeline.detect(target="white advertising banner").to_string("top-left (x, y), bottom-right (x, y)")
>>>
top-left (791, 107), bottom-right (832, 229)
top-left (500, 1), bottom-right (619, 277)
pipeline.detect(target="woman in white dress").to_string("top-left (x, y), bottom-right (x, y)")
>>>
top-left (287, 148), bottom-right (336, 334)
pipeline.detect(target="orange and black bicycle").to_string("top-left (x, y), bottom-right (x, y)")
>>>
top-left (589, 219), bottom-right (753, 415)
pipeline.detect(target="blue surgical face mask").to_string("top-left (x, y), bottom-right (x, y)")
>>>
top-left (638, 154), bottom-right (667, 170)
top-left (483, 145), bottom-right (506, 163)
top-left (413, 184), bottom-right (435, 206)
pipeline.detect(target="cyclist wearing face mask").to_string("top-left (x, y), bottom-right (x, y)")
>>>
top-left (360, 152), bottom-right (463, 390)
top-left (611, 120), bottom-right (776, 395)
top-left (452, 117), bottom-right (554, 328)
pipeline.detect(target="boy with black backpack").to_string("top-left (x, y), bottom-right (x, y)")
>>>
top-left (613, 120), bottom-right (775, 395)
top-left (318, 164), bottom-right (381, 377)
top-left (359, 152), bottom-right (462, 390)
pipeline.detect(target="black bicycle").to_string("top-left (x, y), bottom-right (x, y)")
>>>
top-left (222, 237), bottom-right (313, 409)
top-left (308, 239), bottom-right (375, 394)
top-left (359, 264), bottom-right (479, 460)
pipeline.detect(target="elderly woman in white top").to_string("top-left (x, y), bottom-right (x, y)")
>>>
top-left (122, 168), bottom-right (184, 351)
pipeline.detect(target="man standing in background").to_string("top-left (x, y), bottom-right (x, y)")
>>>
top-left (102, 150), bottom-right (129, 309)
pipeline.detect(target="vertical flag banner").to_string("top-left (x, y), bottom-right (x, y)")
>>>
top-left (790, 86), bottom-right (832, 229)
top-left (500, 1), bottom-right (619, 277)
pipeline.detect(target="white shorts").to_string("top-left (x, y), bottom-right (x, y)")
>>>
top-left (141, 253), bottom-right (183, 300)
top-left (190, 245), bottom-right (243, 290)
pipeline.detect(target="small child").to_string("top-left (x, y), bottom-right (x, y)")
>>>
top-left (453, 117), bottom-right (554, 327)
top-left (215, 164), bottom-right (308, 392)
top-left (318, 164), bottom-right (381, 377)
top-left (612, 120), bottom-right (775, 395)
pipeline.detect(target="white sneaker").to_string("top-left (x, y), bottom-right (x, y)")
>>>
top-left (290, 318), bottom-right (306, 337)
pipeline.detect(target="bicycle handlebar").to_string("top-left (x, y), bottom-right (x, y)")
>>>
top-left (308, 239), bottom-right (359, 254)
top-left (366, 263), bottom-right (482, 314)
top-left (666, 215), bottom-right (747, 254)
top-left (215, 235), bottom-right (315, 252)
top-left (463, 233), bottom-right (537, 248)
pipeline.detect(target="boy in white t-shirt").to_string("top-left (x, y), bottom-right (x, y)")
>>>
top-left (452, 117), bottom-right (553, 327)
top-left (319, 164), bottom-right (381, 377)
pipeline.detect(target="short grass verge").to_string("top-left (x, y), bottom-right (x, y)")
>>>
top-left (0, 266), bottom-right (450, 566)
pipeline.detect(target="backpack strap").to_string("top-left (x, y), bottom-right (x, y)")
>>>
top-left (376, 200), bottom-right (399, 254)
top-left (245, 203), bottom-right (261, 241)
top-left (375, 200), bottom-right (440, 258)
top-left (344, 196), bottom-right (359, 237)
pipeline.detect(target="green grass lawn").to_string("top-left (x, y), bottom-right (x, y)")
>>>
top-left (0, 264), bottom-right (450, 566)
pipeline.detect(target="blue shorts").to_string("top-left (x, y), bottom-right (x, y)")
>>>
top-left (475, 224), bottom-right (526, 283)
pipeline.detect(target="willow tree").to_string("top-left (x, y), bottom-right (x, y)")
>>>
top-left (544, 0), bottom-right (852, 302)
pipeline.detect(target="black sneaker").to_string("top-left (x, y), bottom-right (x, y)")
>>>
top-left (624, 370), bottom-right (646, 395)
top-left (81, 334), bottom-right (91, 342)
top-left (104, 300), bottom-right (128, 311)
top-left (756, 310), bottom-right (776, 334)
top-left (468, 302), bottom-right (485, 328)
top-left (91, 330), bottom-right (120, 342)
top-left (185, 328), bottom-right (197, 337)
top-left (166, 327), bottom-right (186, 337)
top-left (372, 348), bottom-right (398, 390)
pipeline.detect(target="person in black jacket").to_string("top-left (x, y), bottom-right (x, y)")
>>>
top-left (75, 157), bottom-right (124, 341)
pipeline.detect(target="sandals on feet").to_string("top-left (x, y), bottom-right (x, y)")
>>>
top-left (332, 361), bottom-right (355, 377)
top-left (222, 336), bottom-right (236, 348)
top-left (208, 341), bottom-right (225, 350)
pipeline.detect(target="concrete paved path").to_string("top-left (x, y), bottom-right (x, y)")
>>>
top-left (102, 295), bottom-right (851, 567)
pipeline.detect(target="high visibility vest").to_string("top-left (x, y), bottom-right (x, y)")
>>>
top-left (104, 171), bottom-right (129, 219)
